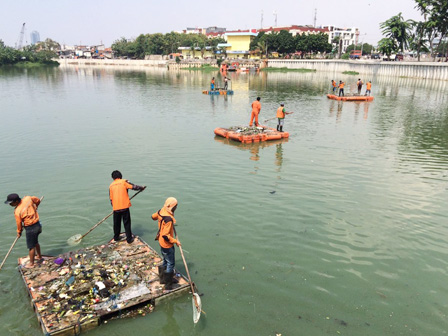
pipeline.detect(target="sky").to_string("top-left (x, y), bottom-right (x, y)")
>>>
top-left (0, 0), bottom-right (423, 48)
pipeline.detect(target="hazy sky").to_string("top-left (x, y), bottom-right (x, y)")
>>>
top-left (1, 0), bottom-right (422, 47)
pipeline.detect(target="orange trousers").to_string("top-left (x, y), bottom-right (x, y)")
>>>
top-left (249, 111), bottom-right (259, 126)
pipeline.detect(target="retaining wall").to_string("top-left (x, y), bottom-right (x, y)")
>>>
top-left (57, 58), bottom-right (167, 68)
top-left (267, 59), bottom-right (448, 80)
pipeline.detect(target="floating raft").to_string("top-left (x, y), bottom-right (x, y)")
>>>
top-left (214, 126), bottom-right (289, 143)
top-left (18, 234), bottom-right (190, 336)
top-left (327, 94), bottom-right (374, 101)
top-left (202, 90), bottom-right (234, 95)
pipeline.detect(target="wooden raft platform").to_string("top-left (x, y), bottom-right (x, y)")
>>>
top-left (327, 94), bottom-right (374, 101)
top-left (202, 89), bottom-right (234, 95)
top-left (214, 126), bottom-right (289, 143)
top-left (18, 234), bottom-right (190, 336)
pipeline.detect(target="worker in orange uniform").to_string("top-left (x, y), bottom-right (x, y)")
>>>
top-left (5, 193), bottom-right (42, 268)
top-left (365, 81), bottom-right (372, 96)
top-left (338, 81), bottom-right (345, 97)
top-left (249, 97), bottom-right (261, 127)
top-left (276, 103), bottom-right (293, 132)
top-left (357, 78), bottom-right (363, 94)
top-left (109, 170), bottom-right (146, 244)
top-left (331, 80), bottom-right (337, 93)
top-left (152, 197), bottom-right (181, 290)
top-left (210, 77), bottom-right (215, 91)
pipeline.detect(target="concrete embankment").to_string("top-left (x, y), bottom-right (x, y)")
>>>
top-left (57, 58), bottom-right (167, 68)
top-left (267, 59), bottom-right (448, 81)
top-left (57, 58), bottom-right (448, 81)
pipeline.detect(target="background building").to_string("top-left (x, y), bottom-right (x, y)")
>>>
top-left (259, 25), bottom-right (329, 37)
top-left (30, 30), bottom-right (40, 45)
top-left (218, 30), bottom-right (258, 59)
top-left (324, 26), bottom-right (359, 53)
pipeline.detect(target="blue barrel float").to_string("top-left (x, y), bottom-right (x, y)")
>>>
top-left (202, 90), bottom-right (234, 95)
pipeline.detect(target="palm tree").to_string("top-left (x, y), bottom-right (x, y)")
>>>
top-left (257, 40), bottom-right (268, 58)
top-left (380, 13), bottom-right (414, 52)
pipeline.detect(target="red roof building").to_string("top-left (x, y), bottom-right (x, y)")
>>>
top-left (258, 25), bottom-right (329, 37)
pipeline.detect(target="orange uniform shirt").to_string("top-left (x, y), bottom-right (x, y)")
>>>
top-left (332, 81), bottom-right (337, 87)
top-left (339, 82), bottom-right (345, 89)
top-left (251, 101), bottom-right (261, 114)
top-left (14, 196), bottom-right (40, 234)
top-left (276, 106), bottom-right (285, 119)
top-left (366, 82), bottom-right (372, 90)
top-left (152, 208), bottom-right (178, 248)
top-left (109, 179), bottom-right (134, 211)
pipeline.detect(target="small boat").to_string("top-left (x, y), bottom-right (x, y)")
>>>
top-left (202, 90), bottom-right (234, 95)
top-left (214, 126), bottom-right (289, 143)
top-left (327, 94), bottom-right (374, 101)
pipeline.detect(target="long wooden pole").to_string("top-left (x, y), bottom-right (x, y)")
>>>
top-left (75, 189), bottom-right (145, 243)
top-left (0, 236), bottom-right (20, 271)
top-left (175, 229), bottom-right (200, 313)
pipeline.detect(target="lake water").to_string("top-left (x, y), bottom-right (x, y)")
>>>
top-left (0, 65), bottom-right (448, 336)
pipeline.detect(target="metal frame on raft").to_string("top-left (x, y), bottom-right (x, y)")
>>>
top-left (17, 235), bottom-right (190, 336)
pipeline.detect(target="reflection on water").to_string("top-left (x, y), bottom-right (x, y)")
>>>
top-left (328, 100), bottom-right (371, 123)
top-left (214, 136), bottom-right (288, 164)
top-left (161, 302), bottom-right (181, 336)
top-left (275, 143), bottom-right (284, 171)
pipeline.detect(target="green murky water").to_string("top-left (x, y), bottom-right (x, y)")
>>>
top-left (1, 66), bottom-right (448, 336)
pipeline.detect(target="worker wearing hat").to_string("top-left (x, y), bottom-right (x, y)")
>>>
top-left (152, 197), bottom-right (181, 290)
top-left (4, 193), bottom-right (43, 268)
top-left (276, 102), bottom-right (293, 132)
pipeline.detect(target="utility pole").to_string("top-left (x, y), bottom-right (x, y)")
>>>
top-left (314, 8), bottom-right (317, 28)
top-left (273, 10), bottom-right (277, 27)
top-left (261, 10), bottom-right (264, 29)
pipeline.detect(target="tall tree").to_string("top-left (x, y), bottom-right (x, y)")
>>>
top-left (377, 38), bottom-right (396, 60)
top-left (380, 13), bottom-right (414, 52)
top-left (409, 20), bottom-right (431, 61)
top-left (276, 30), bottom-right (295, 54)
top-left (414, 0), bottom-right (448, 60)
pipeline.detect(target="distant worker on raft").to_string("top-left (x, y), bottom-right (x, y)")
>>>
top-left (365, 81), bottom-right (372, 96)
top-left (276, 103), bottom-right (293, 132)
top-left (224, 76), bottom-right (230, 90)
top-left (338, 81), bottom-right (345, 97)
top-left (357, 78), bottom-right (363, 95)
top-left (331, 80), bottom-right (337, 93)
top-left (249, 97), bottom-right (261, 127)
top-left (210, 77), bottom-right (215, 91)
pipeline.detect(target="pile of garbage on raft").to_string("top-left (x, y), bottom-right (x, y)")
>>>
top-left (20, 236), bottom-right (188, 335)
top-left (228, 126), bottom-right (273, 135)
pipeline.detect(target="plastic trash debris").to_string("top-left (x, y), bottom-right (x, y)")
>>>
top-left (54, 257), bottom-right (65, 265)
